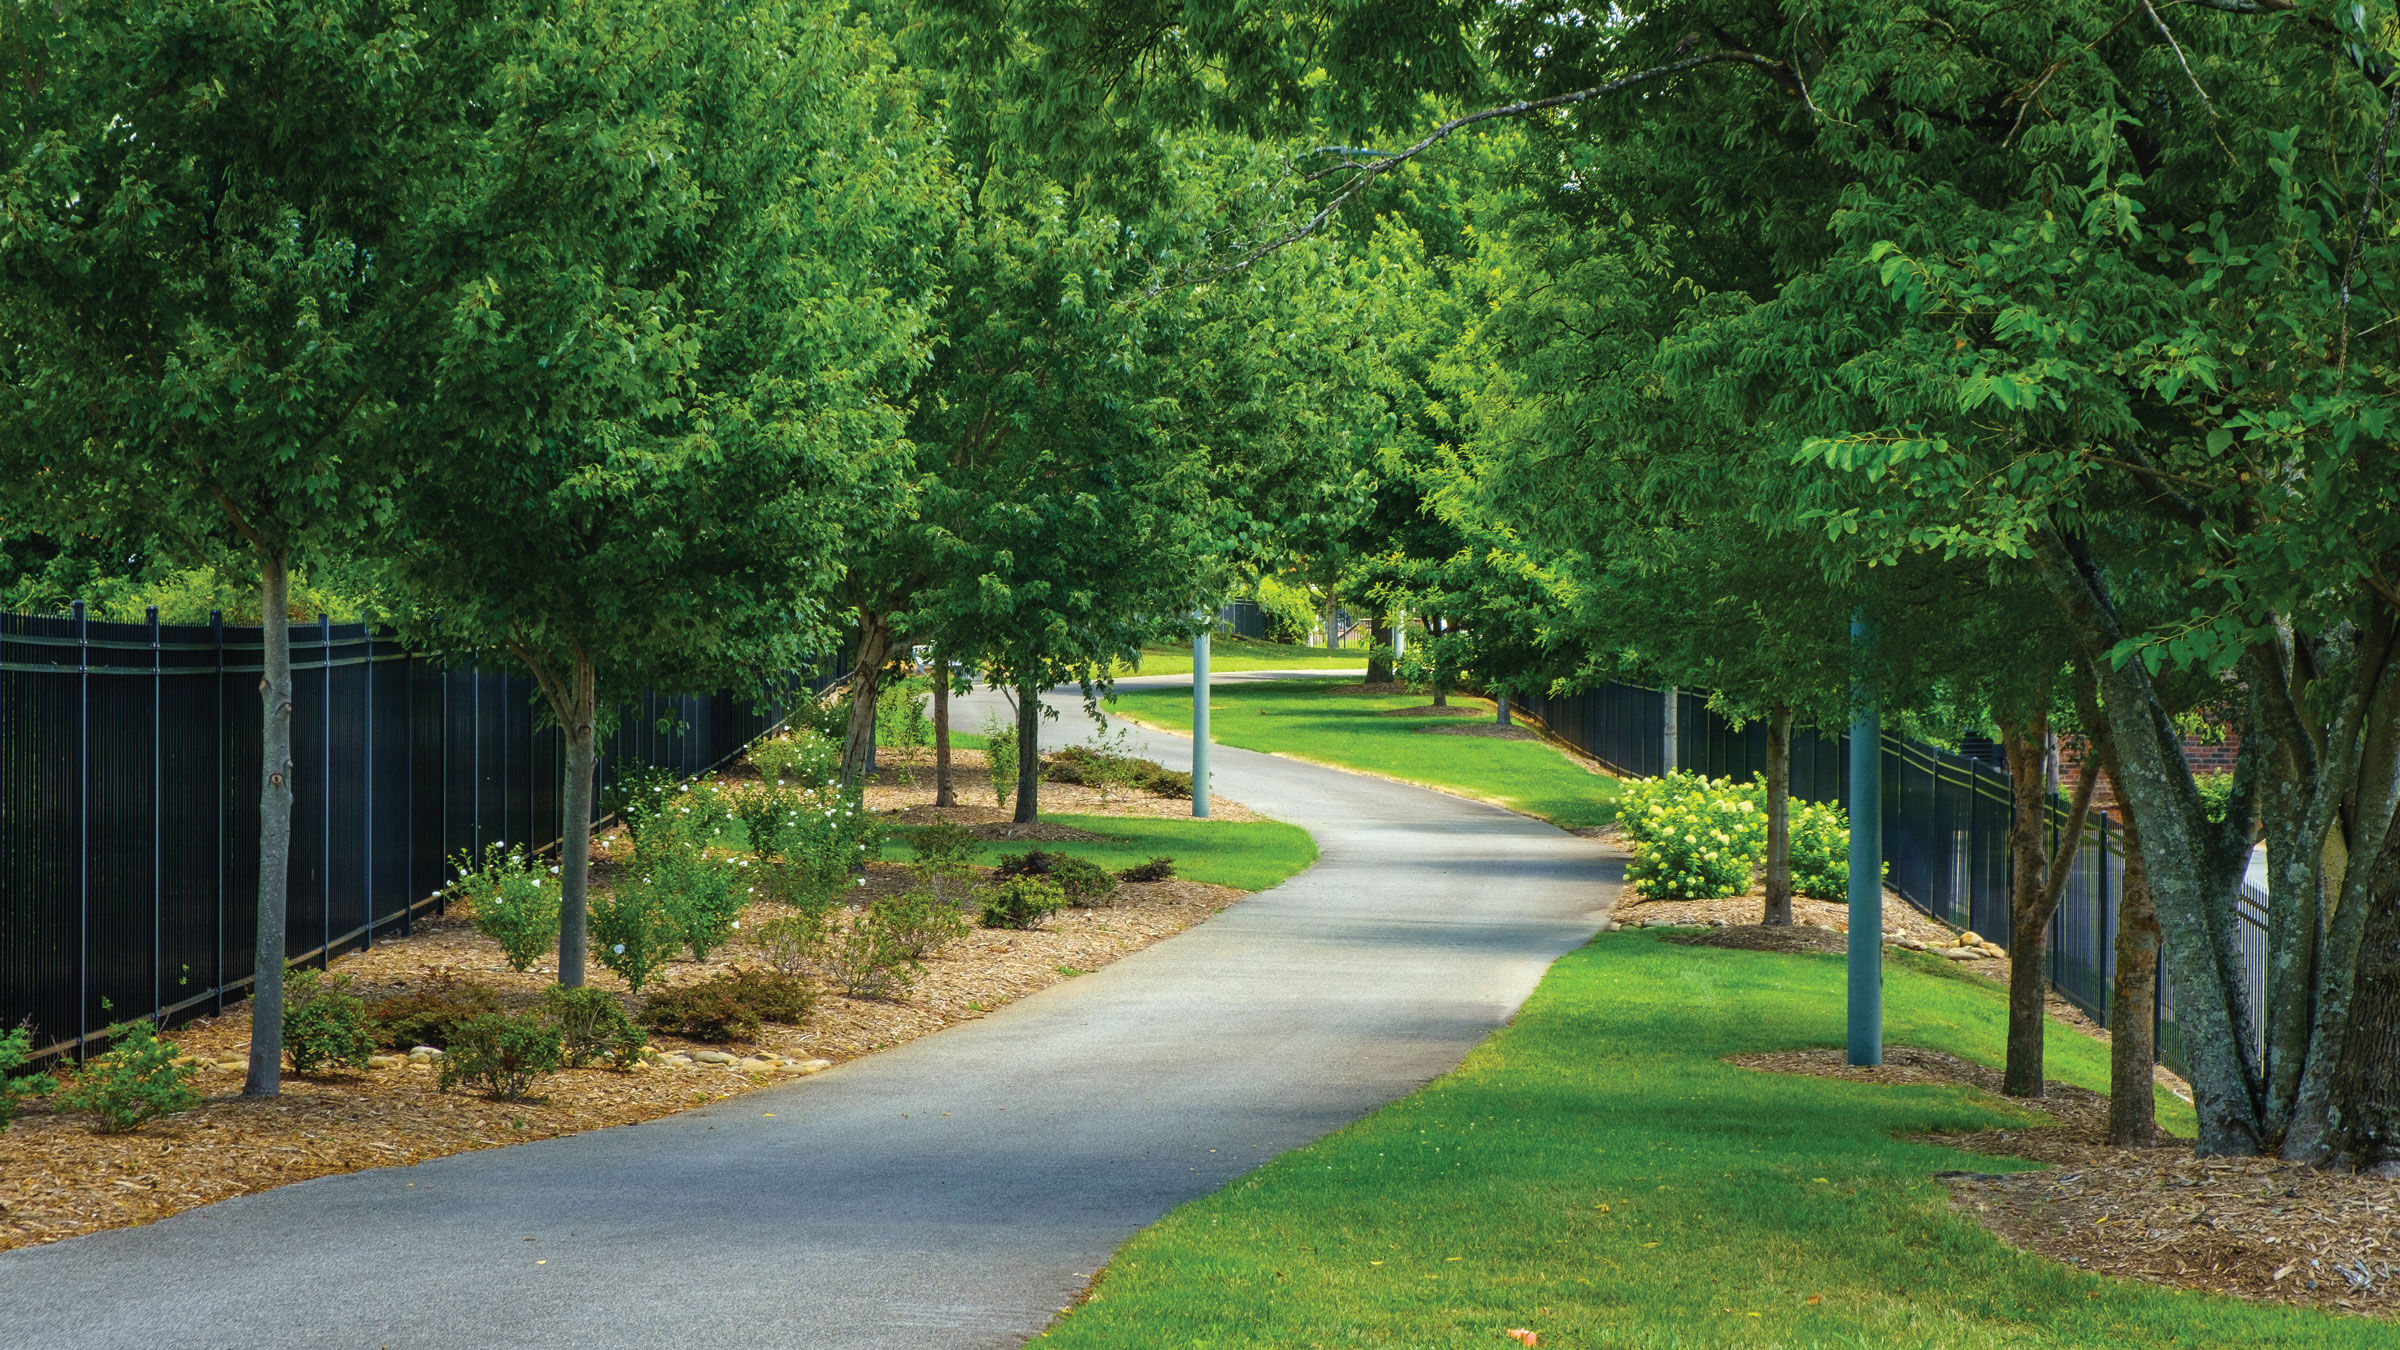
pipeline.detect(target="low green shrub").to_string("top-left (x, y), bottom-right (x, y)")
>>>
top-left (56, 1015), bottom-right (200, 1132)
top-left (639, 969), bottom-right (814, 1042)
top-left (725, 779), bottom-right (804, 863)
top-left (438, 1013), bottom-right (564, 1101)
top-left (979, 875), bottom-right (1067, 930)
top-left (1116, 856), bottom-right (1176, 883)
top-left (776, 788), bottom-right (883, 903)
top-left (453, 843), bottom-right (562, 973)
top-left (749, 727), bottom-right (839, 789)
top-left (601, 763), bottom-right (683, 839)
top-left (1788, 799), bottom-right (1855, 901)
top-left (367, 973), bottom-right (502, 1050)
top-left (756, 904), bottom-right (834, 976)
top-left (1619, 772), bottom-right (1766, 901)
top-left (661, 853), bottom-right (744, 961)
top-left (539, 986), bottom-right (646, 1069)
top-left (992, 849), bottom-right (1117, 907)
top-left (589, 880), bottom-right (680, 993)
top-left (0, 1025), bottom-right (57, 1129)
top-left (872, 889), bottom-right (970, 960)
top-left (824, 911), bottom-right (919, 999)
top-left (285, 970), bottom-right (375, 1074)
top-left (907, 822), bottom-right (980, 905)
top-left (1043, 742), bottom-right (1192, 800)
top-left (983, 715), bottom-right (1019, 807)
top-left (876, 676), bottom-right (931, 756)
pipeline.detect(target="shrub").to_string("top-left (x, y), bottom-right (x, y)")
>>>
top-left (983, 715), bottom-right (1019, 807)
top-left (756, 905), bottom-right (834, 977)
top-left (872, 889), bottom-right (970, 960)
top-left (601, 763), bottom-right (683, 839)
top-left (2196, 769), bottom-right (2237, 828)
top-left (284, 970), bottom-right (375, 1074)
top-left (0, 1025), bottom-right (56, 1130)
top-left (1619, 772), bottom-right (1766, 901)
top-left (453, 844), bottom-right (562, 973)
top-left (980, 875), bottom-right (1067, 930)
top-left (907, 822), bottom-right (979, 871)
top-left (588, 880), bottom-right (680, 993)
top-left (1043, 741), bottom-right (1191, 800)
top-left (438, 1013), bottom-right (563, 1101)
top-left (991, 848), bottom-right (1117, 906)
top-left (1116, 856), bottom-right (1176, 883)
top-left (56, 1015), bottom-right (200, 1132)
top-left (367, 973), bottom-right (503, 1050)
top-left (659, 852), bottom-right (745, 961)
top-left (641, 969), bottom-right (814, 1041)
top-left (540, 986), bottom-right (646, 1069)
top-left (725, 779), bottom-right (803, 863)
top-left (749, 727), bottom-right (839, 789)
top-left (824, 912), bottom-right (919, 999)
top-left (876, 676), bottom-right (931, 756)
top-left (775, 788), bottom-right (883, 904)
top-left (1787, 799), bottom-right (1854, 901)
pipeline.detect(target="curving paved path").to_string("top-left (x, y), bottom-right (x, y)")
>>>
top-left (1, 673), bottom-right (1621, 1350)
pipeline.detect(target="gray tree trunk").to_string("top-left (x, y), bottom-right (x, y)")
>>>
top-left (2102, 745), bottom-right (2162, 1146)
top-left (1761, 702), bottom-right (1793, 927)
top-left (245, 552), bottom-right (294, 1098)
top-left (2326, 825), bottom-right (2400, 1172)
top-left (841, 612), bottom-right (891, 786)
top-left (2032, 529), bottom-right (2265, 1153)
top-left (1012, 680), bottom-right (1041, 823)
top-left (555, 655), bottom-right (598, 988)
top-left (932, 660), bottom-right (954, 808)
top-left (2001, 717), bottom-right (2055, 1099)
top-left (1367, 618), bottom-right (1394, 684)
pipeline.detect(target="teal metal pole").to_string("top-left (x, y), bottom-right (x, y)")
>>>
top-left (1848, 611), bottom-right (1883, 1066)
top-left (1192, 629), bottom-right (1211, 819)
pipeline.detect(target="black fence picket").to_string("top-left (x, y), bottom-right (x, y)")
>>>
top-left (1514, 680), bottom-right (2267, 1078)
top-left (0, 606), bottom-right (837, 1062)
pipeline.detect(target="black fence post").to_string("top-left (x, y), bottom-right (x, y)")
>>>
top-left (74, 599), bottom-right (88, 1058)
top-left (150, 605), bottom-right (162, 1025)
top-left (213, 611), bottom-right (225, 1015)
top-left (363, 626), bottom-right (374, 951)
top-left (320, 612), bottom-right (331, 969)
top-left (2096, 810), bottom-right (2113, 1027)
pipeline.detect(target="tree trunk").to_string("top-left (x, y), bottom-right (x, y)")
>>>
top-left (1324, 590), bottom-right (1338, 652)
top-left (841, 612), bottom-right (891, 786)
top-left (2325, 824), bottom-right (2400, 1173)
top-left (2106, 781), bottom-right (2162, 1147)
top-left (1430, 617), bottom-right (1447, 707)
top-left (1762, 702), bottom-right (1794, 927)
top-left (932, 658), bottom-right (954, 808)
top-left (555, 654), bottom-right (598, 988)
top-left (1012, 679), bottom-right (1041, 823)
top-left (1367, 617), bottom-right (1394, 684)
top-left (2001, 716), bottom-right (2055, 1098)
top-left (245, 553), bottom-right (295, 1098)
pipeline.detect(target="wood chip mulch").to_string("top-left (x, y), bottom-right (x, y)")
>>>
top-left (861, 746), bottom-right (1264, 824)
top-left (1663, 923), bottom-right (1850, 955)
top-left (2, 759), bottom-right (1260, 1256)
top-left (1372, 703), bottom-right (1487, 718)
top-left (1418, 723), bottom-right (1536, 740)
top-left (1733, 1045), bottom-right (2400, 1320)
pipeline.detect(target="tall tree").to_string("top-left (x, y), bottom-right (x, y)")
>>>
top-left (0, 0), bottom-right (479, 1093)
top-left (382, 0), bottom-right (949, 982)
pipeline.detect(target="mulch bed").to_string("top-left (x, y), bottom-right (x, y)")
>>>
top-left (1373, 704), bottom-right (1486, 718)
top-left (1664, 923), bottom-right (1849, 955)
top-left (1733, 1046), bottom-right (2400, 1319)
top-left (2, 748), bottom-right (1267, 1256)
top-left (1418, 723), bottom-right (1535, 740)
top-left (864, 747), bottom-right (1264, 824)
top-left (1322, 681), bottom-right (1413, 696)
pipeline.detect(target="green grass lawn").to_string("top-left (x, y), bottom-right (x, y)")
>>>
top-left (1116, 638), bottom-right (1368, 676)
top-left (888, 814), bottom-right (1316, 893)
top-left (1110, 679), bottom-right (1622, 828)
top-left (1035, 934), bottom-right (2376, 1349)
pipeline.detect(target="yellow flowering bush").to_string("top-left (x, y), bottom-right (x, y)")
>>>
top-left (1789, 799), bottom-right (1856, 900)
top-left (1619, 772), bottom-right (1766, 900)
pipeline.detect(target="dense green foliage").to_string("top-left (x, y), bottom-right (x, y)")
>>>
top-left (282, 971), bottom-right (376, 1075)
top-left (438, 1013), bottom-right (565, 1101)
top-left (55, 1018), bottom-right (201, 1133)
top-left (0, 1027), bottom-right (56, 1130)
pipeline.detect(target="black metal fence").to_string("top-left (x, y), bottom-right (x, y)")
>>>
top-left (1, 605), bottom-right (830, 1062)
top-left (1515, 681), bottom-right (2267, 1075)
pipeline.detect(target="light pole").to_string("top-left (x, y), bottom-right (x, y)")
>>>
top-left (1848, 611), bottom-right (1883, 1067)
top-left (1192, 615), bottom-right (1211, 819)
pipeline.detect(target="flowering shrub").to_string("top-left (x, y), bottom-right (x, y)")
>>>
top-left (1619, 772), bottom-right (1766, 901)
top-left (589, 882), bottom-right (678, 992)
top-left (1788, 799), bottom-right (1854, 900)
top-left (452, 843), bottom-right (562, 973)
top-left (749, 728), bottom-right (839, 790)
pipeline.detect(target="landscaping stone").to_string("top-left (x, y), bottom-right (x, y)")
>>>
top-left (694, 1050), bottom-right (737, 1065)
top-left (368, 1055), bottom-right (404, 1071)
top-left (410, 1046), bottom-right (444, 1059)
top-left (794, 1059), bottom-right (833, 1074)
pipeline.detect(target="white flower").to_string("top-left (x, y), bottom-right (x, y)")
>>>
top-left (613, 943), bottom-right (626, 954)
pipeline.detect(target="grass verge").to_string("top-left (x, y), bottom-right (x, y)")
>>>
top-left (1035, 934), bottom-right (2374, 1349)
top-left (1111, 680), bottom-right (1622, 828)
top-left (1117, 639), bottom-right (1369, 676)
top-left (890, 814), bottom-right (1317, 893)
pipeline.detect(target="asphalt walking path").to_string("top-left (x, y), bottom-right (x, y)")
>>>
top-left (1, 672), bottom-right (1622, 1350)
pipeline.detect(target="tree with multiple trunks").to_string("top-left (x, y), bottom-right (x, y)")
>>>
top-left (379, 0), bottom-right (948, 986)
